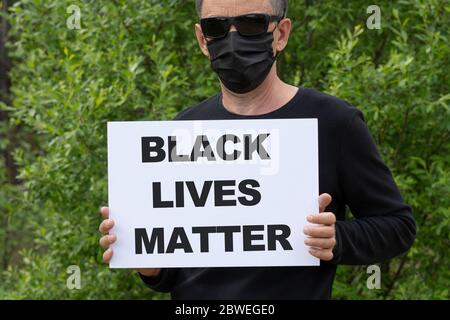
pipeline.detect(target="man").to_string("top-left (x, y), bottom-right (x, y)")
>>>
top-left (98, 0), bottom-right (416, 299)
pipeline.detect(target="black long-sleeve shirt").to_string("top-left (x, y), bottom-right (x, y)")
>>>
top-left (139, 87), bottom-right (416, 299)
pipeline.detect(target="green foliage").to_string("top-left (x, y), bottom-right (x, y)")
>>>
top-left (0, 0), bottom-right (448, 299)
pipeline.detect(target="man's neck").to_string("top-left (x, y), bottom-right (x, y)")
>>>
top-left (221, 66), bottom-right (299, 116)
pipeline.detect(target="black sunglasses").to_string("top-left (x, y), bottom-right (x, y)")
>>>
top-left (200, 13), bottom-right (283, 40)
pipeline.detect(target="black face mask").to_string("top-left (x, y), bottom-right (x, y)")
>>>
top-left (206, 31), bottom-right (277, 94)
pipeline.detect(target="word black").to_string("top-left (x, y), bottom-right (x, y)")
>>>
top-left (141, 134), bottom-right (271, 162)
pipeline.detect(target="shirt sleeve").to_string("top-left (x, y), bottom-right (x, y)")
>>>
top-left (138, 269), bottom-right (179, 293)
top-left (332, 109), bottom-right (416, 265)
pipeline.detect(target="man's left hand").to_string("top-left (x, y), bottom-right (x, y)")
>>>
top-left (304, 193), bottom-right (337, 261)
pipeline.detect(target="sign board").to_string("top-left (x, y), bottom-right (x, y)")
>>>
top-left (107, 119), bottom-right (319, 268)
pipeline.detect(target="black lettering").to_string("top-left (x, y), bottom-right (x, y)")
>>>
top-left (168, 136), bottom-right (190, 162)
top-left (268, 225), bottom-right (293, 251)
top-left (244, 134), bottom-right (271, 160)
top-left (191, 135), bottom-right (216, 161)
top-left (175, 181), bottom-right (184, 207)
top-left (166, 227), bottom-right (193, 253)
top-left (142, 137), bottom-right (165, 163)
top-left (238, 179), bottom-right (261, 206)
top-left (217, 226), bottom-right (241, 252)
top-left (152, 182), bottom-right (174, 208)
top-left (135, 228), bottom-right (164, 254)
top-left (186, 181), bottom-right (213, 207)
top-left (214, 180), bottom-right (236, 206)
top-left (192, 226), bottom-right (216, 252)
top-left (217, 134), bottom-right (241, 161)
top-left (243, 225), bottom-right (265, 251)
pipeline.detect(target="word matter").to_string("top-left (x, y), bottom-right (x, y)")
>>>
top-left (135, 224), bottom-right (293, 254)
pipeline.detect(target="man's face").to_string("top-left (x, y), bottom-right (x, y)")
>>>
top-left (196, 0), bottom-right (290, 59)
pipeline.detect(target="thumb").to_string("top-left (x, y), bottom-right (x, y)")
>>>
top-left (318, 193), bottom-right (332, 213)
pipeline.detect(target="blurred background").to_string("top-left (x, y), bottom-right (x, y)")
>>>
top-left (0, 0), bottom-right (448, 299)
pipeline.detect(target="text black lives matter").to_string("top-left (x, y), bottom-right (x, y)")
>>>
top-left (135, 134), bottom-right (294, 255)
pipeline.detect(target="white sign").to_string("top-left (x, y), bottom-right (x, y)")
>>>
top-left (107, 119), bottom-right (319, 268)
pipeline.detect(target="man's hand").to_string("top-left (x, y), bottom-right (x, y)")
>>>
top-left (303, 193), bottom-right (337, 261)
top-left (98, 206), bottom-right (161, 278)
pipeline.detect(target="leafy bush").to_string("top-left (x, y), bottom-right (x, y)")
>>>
top-left (0, 0), bottom-right (448, 299)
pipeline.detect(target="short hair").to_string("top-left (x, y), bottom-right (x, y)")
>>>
top-left (195, 0), bottom-right (288, 18)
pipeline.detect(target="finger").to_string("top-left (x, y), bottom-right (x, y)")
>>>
top-left (303, 225), bottom-right (335, 238)
top-left (99, 234), bottom-right (117, 248)
top-left (309, 248), bottom-right (333, 261)
top-left (99, 219), bottom-right (114, 234)
top-left (305, 237), bottom-right (336, 249)
top-left (100, 206), bottom-right (109, 219)
top-left (307, 212), bottom-right (336, 225)
top-left (103, 248), bottom-right (113, 263)
top-left (319, 193), bottom-right (332, 213)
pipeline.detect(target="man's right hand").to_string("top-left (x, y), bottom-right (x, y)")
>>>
top-left (98, 206), bottom-right (161, 278)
